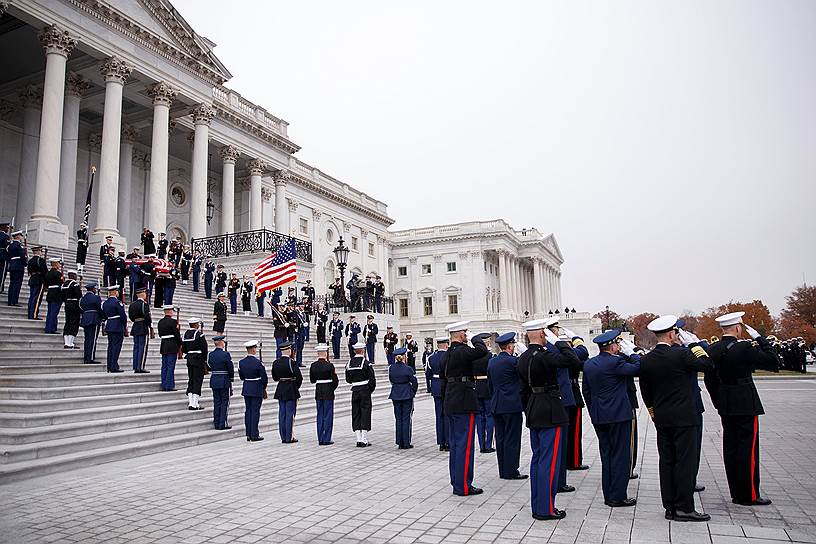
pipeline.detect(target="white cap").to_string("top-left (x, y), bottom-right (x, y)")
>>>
top-left (162, 304), bottom-right (175, 310)
top-left (315, 343), bottom-right (329, 351)
top-left (65, 269), bottom-right (77, 275)
top-left (48, 257), bottom-right (61, 264)
top-left (647, 315), bottom-right (679, 333)
top-left (244, 340), bottom-right (258, 348)
top-left (522, 319), bottom-right (548, 331)
top-left (445, 320), bottom-right (470, 332)
top-left (217, 292), bottom-right (226, 297)
top-left (435, 336), bottom-right (450, 343)
top-left (544, 316), bottom-right (559, 328)
top-left (187, 317), bottom-right (200, 325)
top-left (353, 342), bottom-right (366, 350)
top-left (715, 311), bottom-right (745, 327)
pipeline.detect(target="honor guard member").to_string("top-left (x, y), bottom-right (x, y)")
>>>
top-left (315, 304), bottom-right (328, 343)
top-left (75, 222), bottom-right (88, 275)
top-left (214, 264), bottom-right (227, 294)
top-left (442, 320), bottom-right (489, 497)
top-left (374, 275), bottom-right (385, 313)
top-left (256, 287), bottom-right (266, 317)
top-left (241, 276), bottom-right (253, 315)
top-left (285, 302), bottom-right (299, 343)
top-left (99, 235), bottom-right (114, 264)
top-left (383, 326), bottom-right (398, 365)
top-left (270, 303), bottom-right (289, 357)
top-left (345, 315), bottom-right (361, 358)
top-left (179, 247), bottom-right (192, 284)
top-left (79, 283), bottom-right (103, 363)
top-left (582, 330), bottom-right (641, 507)
top-left (101, 247), bottom-right (116, 288)
top-left (163, 267), bottom-right (178, 305)
top-left (674, 318), bottom-right (708, 493)
top-left (203, 258), bottom-right (215, 298)
top-left (114, 251), bottom-right (128, 301)
top-left (0, 223), bottom-right (10, 293)
top-left (310, 344), bottom-right (339, 445)
top-left (26, 246), bottom-right (47, 319)
top-left (157, 233), bottom-right (168, 259)
top-left (404, 333), bottom-right (419, 372)
top-left (102, 285), bottom-right (127, 373)
top-left (517, 319), bottom-right (582, 520)
top-left (128, 258), bottom-right (145, 301)
top-left (157, 305), bottom-right (182, 391)
top-left (559, 326), bottom-right (590, 471)
top-left (6, 231), bottom-right (26, 306)
top-left (228, 273), bottom-right (240, 314)
top-left (43, 258), bottom-right (64, 334)
top-left (272, 340), bottom-right (303, 443)
top-left (704, 311), bottom-right (779, 506)
top-left (182, 318), bottom-right (208, 410)
top-left (329, 312), bottom-right (344, 359)
top-left (389, 347), bottom-right (418, 449)
top-left (346, 341), bottom-right (377, 446)
top-left (295, 302), bottom-right (309, 366)
top-left (239, 340), bottom-right (268, 442)
top-left (639, 315), bottom-right (713, 522)
top-left (487, 332), bottom-right (527, 480)
top-left (128, 288), bottom-right (152, 373)
top-left (425, 336), bottom-right (450, 451)
top-left (213, 292), bottom-right (227, 334)
top-left (472, 333), bottom-right (495, 454)
top-left (363, 315), bottom-right (379, 364)
top-left (191, 250), bottom-right (202, 292)
top-left (208, 335), bottom-right (234, 430)
top-left (60, 270), bottom-right (82, 349)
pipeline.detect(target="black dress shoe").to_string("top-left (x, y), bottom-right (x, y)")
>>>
top-left (569, 465), bottom-right (590, 471)
top-left (108, 369), bottom-right (124, 373)
top-left (629, 473), bottom-right (639, 479)
top-left (532, 509), bottom-right (566, 520)
top-left (362, 442), bottom-right (371, 447)
top-left (188, 406), bottom-right (197, 411)
top-left (441, 445), bottom-right (450, 451)
top-left (63, 345), bottom-right (72, 349)
top-left (605, 498), bottom-right (637, 508)
top-left (319, 441), bottom-right (334, 446)
top-left (223, 426), bottom-right (232, 430)
top-left (141, 369), bottom-right (151, 373)
top-left (356, 442), bottom-right (364, 447)
top-left (195, 406), bottom-right (205, 410)
top-left (251, 436), bottom-right (264, 442)
top-left (72, 345), bottom-right (81, 350)
top-left (402, 444), bottom-right (413, 449)
top-left (673, 510), bottom-right (710, 522)
top-left (508, 474), bottom-right (529, 480)
top-left (557, 485), bottom-right (575, 493)
top-left (481, 447), bottom-right (495, 453)
top-left (733, 497), bottom-right (772, 506)
top-left (694, 484), bottom-right (705, 492)
top-left (247, 437), bottom-right (251, 442)
top-left (439, 445), bottom-right (446, 451)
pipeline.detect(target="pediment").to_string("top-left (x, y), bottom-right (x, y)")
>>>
top-left (543, 234), bottom-right (564, 264)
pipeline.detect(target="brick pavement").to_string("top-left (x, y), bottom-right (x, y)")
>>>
top-left (2, 378), bottom-right (816, 543)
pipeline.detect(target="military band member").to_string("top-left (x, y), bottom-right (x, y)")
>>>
top-left (471, 332), bottom-right (495, 454)
top-left (182, 317), bottom-right (208, 410)
top-left (26, 246), bottom-right (47, 319)
top-left (705, 311), bottom-right (779, 506)
top-left (208, 335), bottom-right (234, 430)
top-left (128, 288), bottom-right (152, 373)
top-left (75, 222), bottom-right (88, 275)
top-left (310, 344), bottom-right (339, 445)
top-left (272, 341), bottom-right (303, 443)
top-left (315, 304), bottom-right (328, 343)
top-left (191, 250), bottom-right (202, 292)
top-left (239, 340), bottom-right (268, 442)
top-left (329, 311), bottom-right (343, 359)
top-left (157, 305), bottom-right (182, 391)
top-left (102, 285), bottom-right (128, 373)
top-left (487, 332), bottom-right (527, 480)
top-left (6, 231), bottom-right (26, 306)
top-left (157, 232), bottom-right (168, 260)
top-left (346, 341), bottom-right (376, 446)
top-left (213, 292), bottom-right (227, 334)
top-left (363, 315), bottom-right (379, 364)
top-left (203, 257), bottom-right (215, 299)
top-left (383, 325), bottom-right (398, 365)
top-left (79, 282), bottom-right (103, 364)
top-left (43, 258), bottom-right (64, 334)
top-left (345, 315), bottom-right (361, 358)
top-left (389, 346), bottom-right (418, 449)
top-left (60, 270), bottom-right (82, 349)
top-left (426, 336), bottom-right (450, 451)
top-left (241, 276), bottom-right (253, 315)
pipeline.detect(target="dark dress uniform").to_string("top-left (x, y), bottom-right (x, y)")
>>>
top-left (315, 310), bottom-right (328, 344)
top-left (182, 327), bottom-right (208, 407)
top-left (705, 335), bottom-right (779, 504)
top-left (487, 351), bottom-right (524, 478)
top-left (163, 268), bottom-right (178, 304)
top-left (75, 227), bottom-right (88, 266)
top-left (239, 354), bottom-right (268, 441)
top-left (213, 299), bottom-right (227, 333)
top-left (345, 352), bottom-right (377, 443)
top-left (114, 256), bottom-right (127, 301)
top-left (214, 270), bottom-right (227, 294)
top-left (472, 349), bottom-right (495, 453)
top-left (0, 229), bottom-right (8, 293)
top-left (383, 331), bottom-right (398, 365)
top-left (389, 354), bottom-right (418, 448)
top-left (518, 341), bottom-right (581, 518)
top-left (640, 343), bottom-right (713, 517)
top-left (60, 277), bottom-right (82, 345)
top-left (43, 268), bottom-right (64, 333)
top-left (128, 298), bottom-right (152, 372)
top-left (191, 255), bottom-right (202, 291)
top-left (271, 307), bottom-right (289, 357)
top-left (363, 322), bottom-right (379, 364)
top-left (79, 289), bottom-right (103, 363)
top-left (425, 349), bottom-right (449, 449)
top-left (566, 340), bottom-right (590, 471)
top-left (310, 356), bottom-right (339, 444)
top-left (255, 289), bottom-right (266, 317)
top-left (241, 281), bottom-right (253, 312)
top-left (228, 277), bottom-right (240, 314)
top-left (179, 251), bottom-right (191, 282)
top-left (157, 314), bottom-right (182, 390)
top-left (203, 261), bottom-right (215, 298)
top-left (405, 338), bottom-right (419, 372)
top-left (329, 317), bottom-right (343, 359)
top-left (26, 254), bottom-right (47, 319)
top-left (128, 262), bottom-right (144, 301)
top-left (272, 354), bottom-right (303, 443)
top-left (102, 295), bottom-right (127, 372)
top-left (345, 321), bottom-right (361, 358)
top-left (157, 237), bottom-right (168, 259)
top-left (141, 230), bottom-right (156, 255)
top-left (441, 335), bottom-right (489, 496)
top-left (208, 347), bottom-right (234, 429)
top-left (6, 239), bottom-right (25, 306)
top-left (101, 251), bottom-right (116, 288)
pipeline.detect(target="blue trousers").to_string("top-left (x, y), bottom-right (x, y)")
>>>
top-left (161, 353), bottom-right (177, 390)
top-left (275, 336), bottom-right (286, 359)
top-left (132, 334), bottom-right (148, 371)
top-left (393, 399), bottom-right (413, 447)
top-left (433, 396), bottom-right (449, 446)
top-left (448, 412), bottom-right (477, 495)
top-left (82, 324), bottom-right (100, 363)
top-left (304, 325), bottom-right (310, 342)
top-left (212, 387), bottom-right (230, 429)
top-left (386, 352), bottom-right (395, 365)
top-left (45, 301), bottom-right (62, 333)
top-left (7, 270), bottom-right (23, 305)
top-left (367, 342), bottom-right (376, 364)
top-left (229, 294), bottom-right (237, 314)
top-left (476, 398), bottom-right (494, 451)
top-left (244, 396), bottom-right (263, 439)
top-left (106, 332), bottom-right (123, 372)
top-left (163, 287), bottom-right (175, 305)
top-left (27, 284), bottom-right (44, 319)
top-left (530, 426), bottom-right (563, 517)
top-left (331, 336), bottom-right (341, 359)
top-left (296, 333), bottom-right (305, 366)
top-left (192, 269), bottom-right (200, 291)
top-left (0, 259), bottom-right (5, 292)
top-left (316, 399), bottom-right (334, 444)
top-left (257, 301), bottom-right (264, 317)
top-left (595, 421), bottom-right (632, 502)
top-left (278, 399), bottom-right (297, 442)
top-left (494, 412), bottom-right (523, 478)
top-left (348, 343), bottom-right (355, 358)
top-left (204, 275), bottom-right (212, 298)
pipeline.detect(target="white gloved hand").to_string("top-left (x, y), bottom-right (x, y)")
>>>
top-left (688, 332), bottom-right (701, 344)
top-left (561, 327), bottom-right (577, 339)
top-left (678, 329), bottom-right (695, 347)
top-left (557, 331), bottom-right (570, 342)
top-left (743, 324), bottom-right (760, 340)
top-left (619, 339), bottom-right (635, 356)
top-left (544, 328), bottom-right (561, 345)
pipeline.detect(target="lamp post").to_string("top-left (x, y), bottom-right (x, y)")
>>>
top-left (206, 194), bottom-right (214, 225)
top-left (333, 236), bottom-right (350, 310)
top-left (605, 305), bottom-right (610, 331)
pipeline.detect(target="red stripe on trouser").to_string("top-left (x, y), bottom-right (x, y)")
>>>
top-left (549, 427), bottom-right (561, 514)
top-left (573, 409), bottom-right (581, 467)
top-left (463, 413), bottom-right (475, 496)
top-left (750, 416), bottom-right (758, 501)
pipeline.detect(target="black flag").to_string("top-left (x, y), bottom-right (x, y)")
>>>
top-left (83, 166), bottom-right (96, 227)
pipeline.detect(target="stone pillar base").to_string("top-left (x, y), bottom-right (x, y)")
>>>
top-left (25, 218), bottom-right (70, 250)
top-left (89, 230), bottom-right (127, 255)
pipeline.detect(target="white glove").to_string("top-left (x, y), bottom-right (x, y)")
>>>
top-left (677, 329), bottom-right (695, 347)
top-left (744, 324), bottom-right (760, 340)
top-left (557, 331), bottom-right (570, 342)
top-left (561, 327), bottom-right (577, 339)
top-left (544, 328), bottom-right (561, 345)
top-left (688, 332), bottom-right (701, 344)
top-left (619, 339), bottom-right (635, 356)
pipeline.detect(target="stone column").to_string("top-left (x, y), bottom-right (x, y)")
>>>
top-left (532, 259), bottom-right (542, 317)
top-left (555, 270), bottom-right (562, 309)
top-left (14, 86), bottom-right (42, 229)
top-left (28, 26), bottom-right (77, 248)
top-left (146, 82), bottom-right (177, 235)
top-left (548, 267), bottom-right (556, 312)
top-left (87, 133), bottom-right (101, 227)
top-left (141, 153), bottom-right (151, 228)
top-left (497, 250), bottom-right (508, 313)
top-left (57, 74), bottom-right (88, 237)
top-left (188, 104), bottom-right (214, 240)
top-left (273, 169), bottom-right (291, 233)
top-left (248, 159), bottom-right (266, 230)
top-left (512, 257), bottom-right (521, 314)
top-left (219, 145), bottom-right (239, 234)
top-left (116, 126), bottom-right (137, 247)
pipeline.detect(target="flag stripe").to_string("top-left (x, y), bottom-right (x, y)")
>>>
top-left (254, 240), bottom-right (297, 293)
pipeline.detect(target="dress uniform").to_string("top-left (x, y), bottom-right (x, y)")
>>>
top-left (75, 223), bottom-right (88, 274)
top-left (441, 321), bottom-right (489, 497)
top-left (329, 313), bottom-right (343, 359)
top-left (271, 341), bottom-right (303, 443)
top-left (425, 337), bottom-right (450, 450)
top-left (191, 252), bottom-right (202, 292)
top-left (383, 327), bottom-right (398, 365)
top-left (704, 311), bottom-right (779, 506)
top-left (256, 289), bottom-right (266, 317)
top-left (128, 260), bottom-right (144, 302)
top-left (564, 333), bottom-right (590, 471)
top-left (26, 248), bottom-right (47, 319)
top-left (163, 268), bottom-right (178, 304)
top-left (518, 319), bottom-right (582, 520)
top-left (179, 249), bottom-right (191, 284)
top-left (241, 279), bottom-right (253, 314)
top-left (228, 275), bottom-right (240, 314)
top-left (294, 305), bottom-right (308, 366)
top-left (214, 266), bottom-right (227, 295)
top-left (472, 333), bottom-right (495, 453)
top-left (487, 332), bottom-right (526, 479)
top-left (640, 315), bottom-right (712, 521)
top-left (182, 319), bottom-right (208, 410)
top-left (203, 259), bottom-right (215, 298)
top-left (315, 308), bottom-right (328, 343)
top-left (102, 286), bottom-right (127, 373)
top-left (128, 289), bottom-right (152, 373)
top-left (389, 347), bottom-right (418, 449)
top-left (60, 271), bottom-right (82, 349)
top-left (157, 234), bottom-right (168, 259)
top-left (345, 316), bottom-right (361, 358)
top-left (6, 232), bottom-right (26, 306)
top-left (345, 342), bottom-right (377, 446)
top-left (0, 224), bottom-right (10, 293)
top-left (157, 305), bottom-right (182, 391)
top-left (239, 340), bottom-right (268, 442)
top-left (545, 318), bottom-right (580, 492)
top-left (213, 293), bottom-right (227, 334)
top-left (208, 336), bottom-right (234, 430)
top-left (404, 334), bottom-right (419, 372)
top-left (43, 259), bottom-right (64, 334)
top-left (310, 344), bottom-right (339, 445)
top-left (674, 318), bottom-right (708, 493)
top-left (271, 304), bottom-right (289, 357)
top-left (582, 330), bottom-right (641, 507)
top-left (79, 283), bottom-right (103, 363)
top-left (114, 252), bottom-right (128, 301)
top-left (99, 235), bottom-right (114, 263)
top-left (363, 316), bottom-right (379, 364)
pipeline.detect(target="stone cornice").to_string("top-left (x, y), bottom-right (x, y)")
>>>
top-left (212, 104), bottom-right (299, 155)
top-left (289, 170), bottom-right (394, 227)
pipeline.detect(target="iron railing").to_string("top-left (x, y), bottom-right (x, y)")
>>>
top-left (314, 294), bottom-right (395, 316)
top-left (191, 229), bottom-right (312, 262)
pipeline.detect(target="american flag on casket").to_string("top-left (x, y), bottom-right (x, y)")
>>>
top-left (124, 258), bottom-right (174, 273)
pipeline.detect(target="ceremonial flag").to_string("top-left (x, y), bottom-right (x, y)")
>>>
top-left (125, 257), bottom-right (173, 274)
top-left (83, 166), bottom-right (96, 226)
top-left (254, 239), bottom-right (297, 293)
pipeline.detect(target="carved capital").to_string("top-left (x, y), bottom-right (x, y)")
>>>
top-left (343, 222), bottom-right (351, 233)
top-left (0, 99), bottom-right (14, 121)
top-left (99, 57), bottom-right (131, 85)
top-left (287, 197), bottom-right (299, 212)
top-left (360, 229), bottom-right (369, 239)
top-left (312, 208), bottom-right (323, 221)
top-left (273, 169), bottom-right (292, 186)
top-left (18, 85), bottom-right (42, 109)
top-left (192, 103), bottom-right (215, 125)
top-left (469, 250), bottom-right (481, 259)
top-left (433, 255), bottom-right (442, 262)
top-left (65, 73), bottom-right (90, 98)
top-left (248, 158), bottom-right (267, 176)
top-left (148, 82), bottom-right (177, 107)
top-left (409, 256), bottom-right (417, 264)
top-left (88, 132), bottom-right (102, 153)
top-left (39, 25), bottom-right (77, 58)
top-left (459, 252), bottom-right (470, 261)
top-left (496, 248), bottom-right (507, 256)
top-left (262, 187), bottom-right (273, 202)
top-left (121, 125), bottom-right (139, 144)
top-left (219, 145), bottom-right (240, 164)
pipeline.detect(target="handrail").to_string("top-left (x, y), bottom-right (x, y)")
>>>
top-left (191, 229), bottom-right (312, 263)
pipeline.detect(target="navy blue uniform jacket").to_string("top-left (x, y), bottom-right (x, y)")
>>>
top-left (582, 351), bottom-right (640, 425)
top-left (208, 348), bottom-right (234, 389)
top-left (102, 296), bottom-right (127, 334)
top-left (487, 351), bottom-right (523, 414)
top-left (425, 350), bottom-right (446, 397)
top-left (389, 362), bottom-right (418, 400)
top-left (239, 356), bottom-right (268, 397)
top-left (79, 292), bottom-right (104, 327)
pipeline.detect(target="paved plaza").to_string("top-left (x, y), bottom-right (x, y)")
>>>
top-left (2, 378), bottom-right (816, 544)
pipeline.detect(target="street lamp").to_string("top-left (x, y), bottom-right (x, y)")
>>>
top-left (605, 305), bottom-right (610, 330)
top-left (333, 237), bottom-right (350, 308)
top-left (206, 195), bottom-right (214, 225)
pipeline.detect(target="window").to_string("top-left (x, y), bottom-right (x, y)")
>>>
top-left (446, 262), bottom-right (457, 273)
top-left (299, 217), bottom-right (308, 235)
top-left (351, 236), bottom-right (358, 251)
top-left (397, 266), bottom-right (407, 277)
top-left (326, 229), bottom-right (334, 243)
top-left (421, 263), bottom-right (432, 275)
top-left (368, 242), bottom-right (375, 257)
top-left (423, 296), bottom-right (433, 316)
top-left (448, 295), bottom-right (458, 315)
top-left (399, 298), bottom-right (408, 317)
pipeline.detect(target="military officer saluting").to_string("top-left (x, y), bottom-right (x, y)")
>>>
top-left (472, 333), bottom-right (495, 454)
top-left (272, 340), bottom-right (303, 444)
top-left (487, 332), bottom-right (527, 480)
top-left (79, 282), bottom-right (104, 363)
top-left (208, 335), bottom-right (234, 430)
top-left (346, 341), bottom-right (377, 447)
top-left (5, 230), bottom-right (26, 306)
top-left (102, 285), bottom-right (128, 373)
top-left (310, 344), bottom-right (339, 445)
top-left (203, 257), bottom-right (215, 299)
top-left (239, 340), bottom-right (268, 442)
top-left (157, 305), bottom-right (182, 391)
top-left (127, 287), bottom-right (152, 373)
top-left (26, 246), bottom-right (47, 319)
top-left (425, 336), bottom-right (450, 451)
top-left (182, 318), bottom-right (208, 410)
top-left (43, 258), bottom-right (64, 334)
top-left (213, 292), bottom-right (227, 334)
top-left (389, 346), bottom-right (418, 449)
top-left (99, 234), bottom-right (114, 264)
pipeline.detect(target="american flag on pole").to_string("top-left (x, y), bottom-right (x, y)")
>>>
top-left (254, 239), bottom-right (297, 294)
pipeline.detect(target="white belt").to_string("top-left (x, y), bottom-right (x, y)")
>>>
top-left (210, 371), bottom-right (229, 374)
top-left (160, 335), bottom-right (175, 339)
top-left (350, 380), bottom-right (369, 387)
top-left (187, 350), bottom-right (202, 354)
top-left (316, 379), bottom-right (333, 384)
top-left (244, 377), bottom-right (262, 381)
top-left (65, 298), bottom-right (78, 301)
top-left (10, 256), bottom-right (20, 260)
top-left (107, 315), bottom-right (120, 319)
top-left (432, 374), bottom-right (440, 378)
top-left (183, 338), bottom-right (197, 342)
top-left (48, 285), bottom-right (60, 289)
top-left (82, 309), bottom-right (97, 313)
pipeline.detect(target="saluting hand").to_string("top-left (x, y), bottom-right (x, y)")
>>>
top-left (743, 324), bottom-right (761, 340)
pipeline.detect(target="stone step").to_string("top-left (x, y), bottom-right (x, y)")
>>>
top-left (0, 390), bottom-right (178, 413)
top-left (0, 363), bottom-right (106, 374)
top-left (0, 381), bottom-right (167, 400)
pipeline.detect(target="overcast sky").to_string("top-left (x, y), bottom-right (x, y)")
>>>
top-left (173, 0), bottom-right (815, 317)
